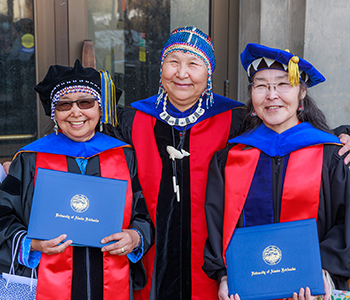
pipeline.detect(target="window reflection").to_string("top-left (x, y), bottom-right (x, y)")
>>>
top-left (88, 0), bottom-right (170, 107)
top-left (0, 0), bottom-right (36, 159)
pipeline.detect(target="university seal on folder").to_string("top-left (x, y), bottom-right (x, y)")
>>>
top-left (28, 168), bottom-right (127, 248)
top-left (226, 219), bottom-right (324, 300)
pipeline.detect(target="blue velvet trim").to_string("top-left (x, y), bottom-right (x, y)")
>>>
top-left (131, 94), bottom-right (244, 131)
top-left (18, 236), bottom-right (42, 269)
top-left (19, 132), bottom-right (127, 159)
top-left (127, 228), bottom-right (144, 263)
top-left (229, 123), bottom-right (340, 157)
top-left (244, 152), bottom-right (274, 227)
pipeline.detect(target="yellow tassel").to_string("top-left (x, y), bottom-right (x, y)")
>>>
top-left (288, 55), bottom-right (300, 87)
top-left (112, 79), bottom-right (118, 126)
top-left (99, 70), bottom-right (118, 126)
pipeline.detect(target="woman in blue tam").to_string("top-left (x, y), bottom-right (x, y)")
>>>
top-left (203, 43), bottom-right (350, 300)
top-left (0, 60), bottom-right (154, 299)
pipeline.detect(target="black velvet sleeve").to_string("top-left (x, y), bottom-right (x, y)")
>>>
top-left (0, 152), bottom-right (37, 276)
top-left (102, 106), bottom-right (137, 144)
top-left (333, 125), bottom-right (350, 137)
top-left (202, 144), bottom-right (234, 282)
top-left (228, 107), bottom-right (246, 140)
top-left (317, 144), bottom-right (350, 289)
top-left (113, 106), bottom-right (137, 145)
top-left (122, 147), bottom-right (154, 253)
top-left (122, 147), bottom-right (155, 290)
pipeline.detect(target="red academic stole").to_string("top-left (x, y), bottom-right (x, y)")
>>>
top-left (132, 110), bottom-right (232, 300)
top-left (222, 144), bottom-right (324, 265)
top-left (34, 147), bottom-right (133, 300)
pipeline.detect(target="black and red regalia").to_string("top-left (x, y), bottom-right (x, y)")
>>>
top-left (115, 93), bottom-right (245, 300)
top-left (203, 123), bottom-right (350, 291)
top-left (0, 132), bottom-right (154, 300)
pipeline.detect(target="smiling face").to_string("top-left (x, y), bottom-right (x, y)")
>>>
top-left (54, 91), bottom-right (101, 142)
top-left (161, 51), bottom-right (208, 112)
top-left (251, 69), bottom-right (306, 133)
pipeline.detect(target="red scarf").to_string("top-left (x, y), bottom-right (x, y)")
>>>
top-left (132, 110), bottom-right (232, 300)
top-left (222, 144), bottom-right (324, 265)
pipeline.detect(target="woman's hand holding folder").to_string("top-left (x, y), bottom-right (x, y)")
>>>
top-left (31, 234), bottom-right (73, 255)
top-left (220, 269), bottom-right (331, 300)
top-left (100, 229), bottom-right (140, 255)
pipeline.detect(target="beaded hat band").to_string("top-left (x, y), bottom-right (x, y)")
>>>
top-left (162, 44), bottom-right (213, 75)
top-left (50, 84), bottom-right (101, 120)
top-left (240, 43), bottom-right (325, 88)
top-left (247, 57), bottom-right (309, 85)
top-left (157, 26), bottom-right (216, 109)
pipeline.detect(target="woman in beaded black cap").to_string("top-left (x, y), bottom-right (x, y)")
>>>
top-left (0, 60), bottom-right (154, 300)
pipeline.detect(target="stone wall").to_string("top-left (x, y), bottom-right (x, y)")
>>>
top-left (238, 0), bottom-right (349, 128)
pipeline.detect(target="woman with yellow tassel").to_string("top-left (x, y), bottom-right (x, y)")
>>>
top-left (203, 44), bottom-right (350, 300)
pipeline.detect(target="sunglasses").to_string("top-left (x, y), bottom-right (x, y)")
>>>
top-left (55, 98), bottom-right (98, 111)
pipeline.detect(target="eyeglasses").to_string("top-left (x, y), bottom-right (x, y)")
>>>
top-left (251, 81), bottom-right (292, 94)
top-left (55, 98), bottom-right (98, 111)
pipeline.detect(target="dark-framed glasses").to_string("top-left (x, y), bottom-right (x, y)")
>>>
top-left (55, 98), bottom-right (98, 111)
top-left (251, 81), bottom-right (292, 94)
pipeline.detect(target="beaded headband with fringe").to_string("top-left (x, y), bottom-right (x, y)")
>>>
top-left (156, 26), bottom-right (216, 109)
top-left (35, 60), bottom-right (119, 126)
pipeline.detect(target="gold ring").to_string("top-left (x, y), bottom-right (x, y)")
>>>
top-left (121, 247), bottom-right (125, 253)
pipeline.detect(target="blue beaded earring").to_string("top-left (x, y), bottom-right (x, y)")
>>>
top-left (54, 120), bottom-right (59, 135)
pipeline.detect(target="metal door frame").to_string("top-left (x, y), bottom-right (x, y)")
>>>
top-left (210, 0), bottom-right (240, 101)
top-left (34, 0), bottom-right (88, 138)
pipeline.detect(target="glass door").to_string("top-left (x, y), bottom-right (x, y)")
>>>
top-left (0, 0), bottom-right (36, 161)
top-left (87, 0), bottom-right (209, 107)
top-left (0, 0), bottom-right (212, 162)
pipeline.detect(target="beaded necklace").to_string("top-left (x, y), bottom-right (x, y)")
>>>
top-left (159, 94), bottom-right (205, 126)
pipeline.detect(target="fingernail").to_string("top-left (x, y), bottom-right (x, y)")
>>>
top-left (101, 239), bottom-right (105, 243)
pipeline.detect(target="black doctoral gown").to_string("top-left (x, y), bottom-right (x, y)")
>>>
top-left (203, 123), bottom-right (350, 291)
top-left (111, 93), bottom-right (245, 300)
top-left (0, 132), bottom-right (154, 300)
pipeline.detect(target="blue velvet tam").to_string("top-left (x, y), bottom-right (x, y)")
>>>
top-left (156, 26), bottom-right (216, 108)
top-left (240, 43), bottom-right (325, 87)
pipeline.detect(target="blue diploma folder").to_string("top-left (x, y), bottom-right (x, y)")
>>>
top-left (226, 219), bottom-right (324, 300)
top-left (28, 168), bottom-right (127, 248)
